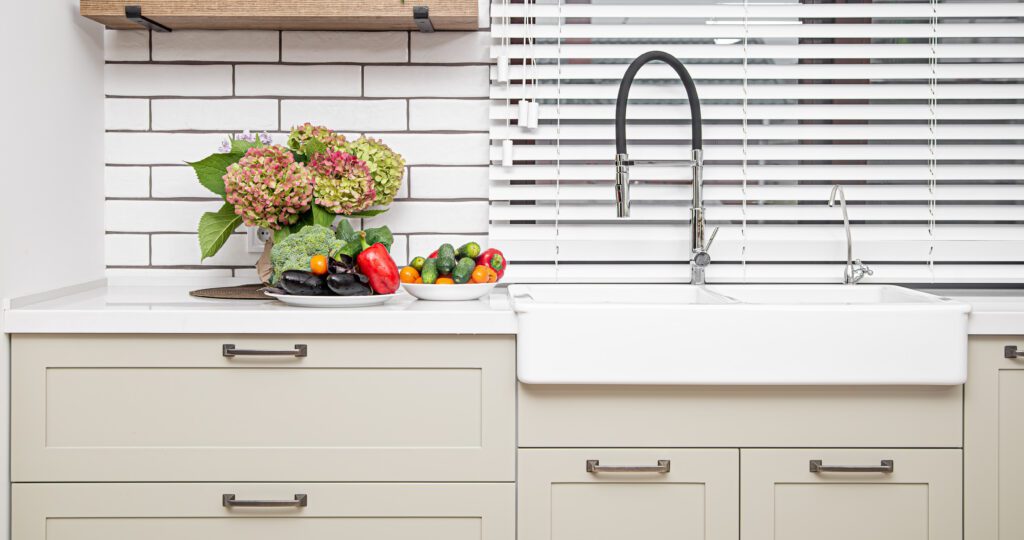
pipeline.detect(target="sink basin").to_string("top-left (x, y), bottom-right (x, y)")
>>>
top-left (508, 284), bottom-right (970, 386)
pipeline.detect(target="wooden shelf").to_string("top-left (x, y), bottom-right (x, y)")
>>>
top-left (81, 1), bottom-right (479, 31)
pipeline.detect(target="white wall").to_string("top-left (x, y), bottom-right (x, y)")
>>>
top-left (0, 1), bottom-right (106, 537)
top-left (102, 29), bottom-right (491, 279)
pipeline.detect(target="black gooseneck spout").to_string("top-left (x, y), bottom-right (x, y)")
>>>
top-left (613, 50), bottom-right (716, 285)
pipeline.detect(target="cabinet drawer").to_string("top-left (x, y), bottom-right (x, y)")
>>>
top-left (519, 383), bottom-right (962, 448)
top-left (741, 449), bottom-right (961, 540)
top-left (12, 334), bottom-right (515, 482)
top-left (518, 449), bottom-right (739, 540)
top-left (13, 482), bottom-right (514, 540)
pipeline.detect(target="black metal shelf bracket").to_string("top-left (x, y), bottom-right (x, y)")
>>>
top-left (413, 6), bottom-right (434, 33)
top-left (125, 5), bottom-right (172, 32)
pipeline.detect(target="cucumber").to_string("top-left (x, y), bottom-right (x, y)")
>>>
top-left (457, 242), bottom-right (481, 259)
top-left (436, 243), bottom-right (457, 274)
top-left (420, 258), bottom-right (439, 284)
top-left (453, 257), bottom-right (475, 284)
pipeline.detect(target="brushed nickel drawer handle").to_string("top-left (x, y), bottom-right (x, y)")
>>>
top-left (222, 494), bottom-right (308, 508)
top-left (222, 344), bottom-right (308, 358)
top-left (810, 460), bottom-right (894, 473)
top-left (586, 459), bottom-right (671, 473)
top-left (1005, 345), bottom-right (1024, 359)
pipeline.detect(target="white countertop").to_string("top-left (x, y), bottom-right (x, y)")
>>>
top-left (3, 280), bottom-right (1022, 335)
top-left (1, 278), bottom-right (517, 335)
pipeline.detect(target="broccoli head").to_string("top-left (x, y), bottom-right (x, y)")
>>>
top-left (269, 225), bottom-right (343, 284)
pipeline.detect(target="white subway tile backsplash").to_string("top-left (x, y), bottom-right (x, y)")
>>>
top-left (235, 65), bottom-right (362, 96)
top-left (364, 66), bottom-right (488, 97)
top-left (152, 30), bottom-right (280, 62)
top-left (106, 133), bottom-right (226, 165)
top-left (411, 167), bottom-right (489, 199)
top-left (363, 201), bottom-right (488, 234)
top-left (104, 29), bottom-right (149, 61)
top-left (369, 133), bottom-right (489, 165)
top-left (409, 234), bottom-right (490, 259)
top-left (151, 99), bottom-right (278, 131)
top-left (152, 234), bottom-right (258, 266)
top-left (281, 99), bottom-right (406, 132)
top-left (105, 64), bottom-right (233, 96)
top-left (105, 167), bottom-right (150, 198)
top-left (106, 200), bottom-right (225, 232)
top-left (105, 234), bottom-right (150, 266)
top-left (105, 99), bottom-right (149, 130)
top-left (282, 32), bottom-right (408, 63)
top-left (103, 29), bottom-right (492, 275)
top-left (411, 31), bottom-right (491, 63)
top-left (388, 235), bottom-right (409, 266)
top-left (409, 99), bottom-right (489, 131)
top-left (151, 166), bottom-right (220, 199)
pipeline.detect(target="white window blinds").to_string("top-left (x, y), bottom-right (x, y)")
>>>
top-left (488, 0), bottom-right (1024, 284)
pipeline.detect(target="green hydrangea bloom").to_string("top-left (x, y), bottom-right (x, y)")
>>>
top-left (287, 123), bottom-right (347, 157)
top-left (343, 136), bottom-right (406, 207)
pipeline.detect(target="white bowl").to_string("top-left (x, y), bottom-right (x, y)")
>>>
top-left (402, 282), bottom-right (497, 301)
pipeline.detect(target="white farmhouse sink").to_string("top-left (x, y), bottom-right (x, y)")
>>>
top-left (508, 284), bottom-right (970, 386)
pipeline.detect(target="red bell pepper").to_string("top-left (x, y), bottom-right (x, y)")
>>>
top-left (357, 231), bottom-right (400, 294)
top-left (476, 248), bottom-right (507, 280)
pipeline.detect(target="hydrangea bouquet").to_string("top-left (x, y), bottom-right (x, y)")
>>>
top-left (189, 124), bottom-right (404, 260)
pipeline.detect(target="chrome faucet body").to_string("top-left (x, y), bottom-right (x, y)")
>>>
top-left (828, 185), bottom-right (873, 285)
top-left (613, 51), bottom-right (716, 284)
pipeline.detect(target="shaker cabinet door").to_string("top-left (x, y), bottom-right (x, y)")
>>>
top-left (518, 449), bottom-right (739, 540)
top-left (965, 336), bottom-right (1024, 540)
top-left (13, 483), bottom-right (514, 540)
top-left (741, 449), bottom-right (962, 540)
top-left (11, 334), bottom-right (515, 482)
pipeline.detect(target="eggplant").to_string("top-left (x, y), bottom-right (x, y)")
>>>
top-left (279, 270), bottom-right (329, 296)
top-left (326, 273), bottom-right (372, 296)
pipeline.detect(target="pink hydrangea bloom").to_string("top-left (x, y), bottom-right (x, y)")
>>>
top-left (223, 145), bottom-right (313, 230)
top-left (308, 151), bottom-right (376, 215)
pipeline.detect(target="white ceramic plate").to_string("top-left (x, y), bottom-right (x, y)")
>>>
top-left (402, 282), bottom-right (497, 301)
top-left (265, 291), bottom-right (399, 308)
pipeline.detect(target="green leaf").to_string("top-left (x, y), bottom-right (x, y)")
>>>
top-left (345, 208), bottom-right (389, 218)
top-left (230, 139), bottom-right (259, 153)
top-left (188, 152), bottom-right (244, 198)
top-left (198, 204), bottom-right (242, 260)
top-left (336, 220), bottom-right (358, 243)
top-left (338, 239), bottom-right (363, 259)
top-left (312, 205), bottom-right (336, 228)
top-left (272, 225), bottom-right (292, 244)
top-left (363, 226), bottom-right (394, 252)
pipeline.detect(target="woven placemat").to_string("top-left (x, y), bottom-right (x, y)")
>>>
top-left (189, 283), bottom-right (268, 300)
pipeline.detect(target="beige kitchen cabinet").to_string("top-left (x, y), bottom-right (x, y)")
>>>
top-left (965, 336), bottom-right (1024, 540)
top-left (519, 383), bottom-right (962, 448)
top-left (741, 449), bottom-right (962, 540)
top-left (13, 482), bottom-right (515, 540)
top-left (11, 334), bottom-right (515, 482)
top-left (518, 449), bottom-right (739, 540)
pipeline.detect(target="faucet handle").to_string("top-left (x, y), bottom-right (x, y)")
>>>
top-left (851, 259), bottom-right (874, 283)
top-left (705, 227), bottom-right (719, 252)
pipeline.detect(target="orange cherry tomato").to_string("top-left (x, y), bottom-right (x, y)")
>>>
top-left (309, 254), bottom-right (329, 276)
top-left (399, 266), bottom-right (420, 284)
top-left (486, 267), bottom-right (499, 283)
top-left (415, 277), bottom-right (423, 284)
top-left (471, 265), bottom-right (490, 284)
top-left (435, 277), bottom-right (455, 285)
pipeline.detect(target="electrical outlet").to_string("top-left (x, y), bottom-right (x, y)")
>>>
top-left (246, 227), bottom-right (272, 253)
